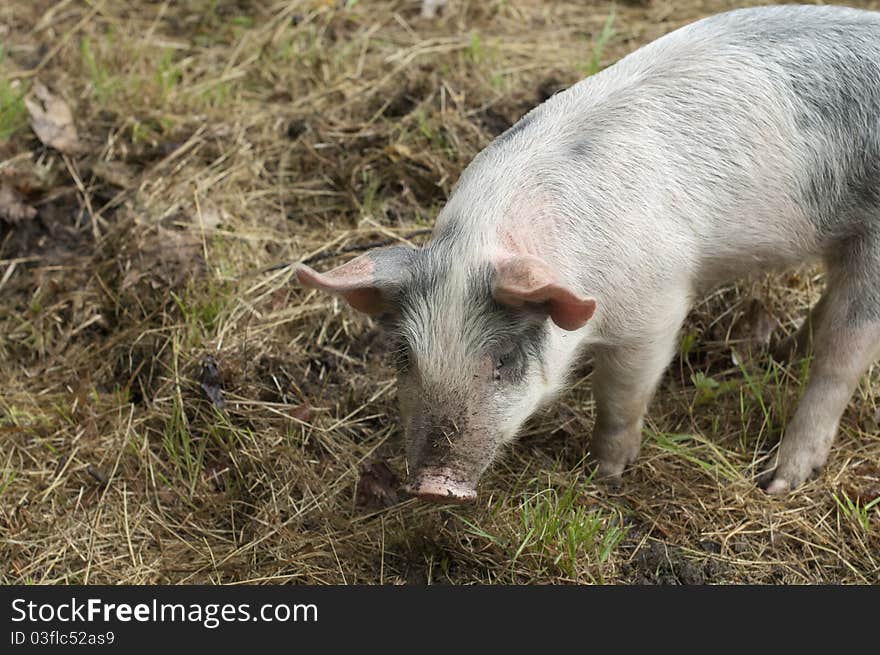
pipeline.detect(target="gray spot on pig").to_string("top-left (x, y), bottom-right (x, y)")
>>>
top-left (569, 138), bottom-right (594, 162)
top-left (704, 9), bottom-right (880, 234)
top-left (391, 248), bottom-right (548, 378)
top-left (836, 232), bottom-right (880, 325)
top-left (361, 245), bottom-right (419, 317)
top-left (370, 245), bottom-right (418, 280)
top-left (784, 52), bottom-right (880, 231)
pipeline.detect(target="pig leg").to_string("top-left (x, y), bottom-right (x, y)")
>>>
top-left (764, 253), bottom-right (880, 494)
top-left (590, 313), bottom-right (687, 480)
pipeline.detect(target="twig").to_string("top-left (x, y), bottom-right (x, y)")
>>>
top-left (63, 154), bottom-right (101, 242)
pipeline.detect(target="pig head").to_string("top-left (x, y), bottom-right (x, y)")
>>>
top-left (296, 242), bottom-right (595, 502)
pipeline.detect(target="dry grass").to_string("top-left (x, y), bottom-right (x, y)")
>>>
top-left (1, 0), bottom-right (878, 585)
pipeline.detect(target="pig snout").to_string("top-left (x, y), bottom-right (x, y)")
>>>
top-left (403, 468), bottom-right (478, 503)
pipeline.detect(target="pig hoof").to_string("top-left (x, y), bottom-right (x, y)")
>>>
top-left (594, 460), bottom-right (626, 487)
top-left (764, 477), bottom-right (791, 495)
top-left (760, 464), bottom-right (823, 495)
top-left (597, 475), bottom-right (623, 492)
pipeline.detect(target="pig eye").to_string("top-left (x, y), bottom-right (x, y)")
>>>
top-left (493, 357), bottom-right (504, 382)
top-left (493, 347), bottom-right (519, 382)
top-left (492, 341), bottom-right (531, 384)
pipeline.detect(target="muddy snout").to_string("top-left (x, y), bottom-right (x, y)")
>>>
top-left (403, 468), bottom-right (477, 504)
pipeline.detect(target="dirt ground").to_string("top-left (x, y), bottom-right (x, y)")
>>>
top-left (1, 0), bottom-right (878, 585)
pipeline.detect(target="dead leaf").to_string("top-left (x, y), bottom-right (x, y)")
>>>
top-left (199, 355), bottom-right (226, 409)
top-left (0, 164), bottom-right (51, 196)
top-left (291, 403), bottom-right (311, 422)
top-left (356, 460), bottom-right (400, 509)
top-left (842, 463), bottom-right (880, 505)
top-left (25, 82), bottom-right (80, 154)
top-left (385, 142), bottom-right (414, 161)
top-left (0, 183), bottom-right (37, 223)
top-left (86, 464), bottom-right (109, 488)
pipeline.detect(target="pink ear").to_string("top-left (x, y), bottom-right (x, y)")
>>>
top-left (295, 246), bottom-right (415, 315)
top-left (295, 253), bottom-right (385, 315)
top-left (492, 257), bottom-right (596, 331)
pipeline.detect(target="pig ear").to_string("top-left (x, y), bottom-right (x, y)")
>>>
top-left (492, 256), bottom-right (596, 331)
top-left (295, 246), bottom-right (413, 315)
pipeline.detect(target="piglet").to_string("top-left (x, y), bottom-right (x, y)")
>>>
top-left (298, 5), bottom-right (880, 501)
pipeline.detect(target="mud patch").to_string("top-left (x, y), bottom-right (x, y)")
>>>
top-left (0, 196), bottom-right (90, 265)
top-left (626, 540), bottom-right (725, 585)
